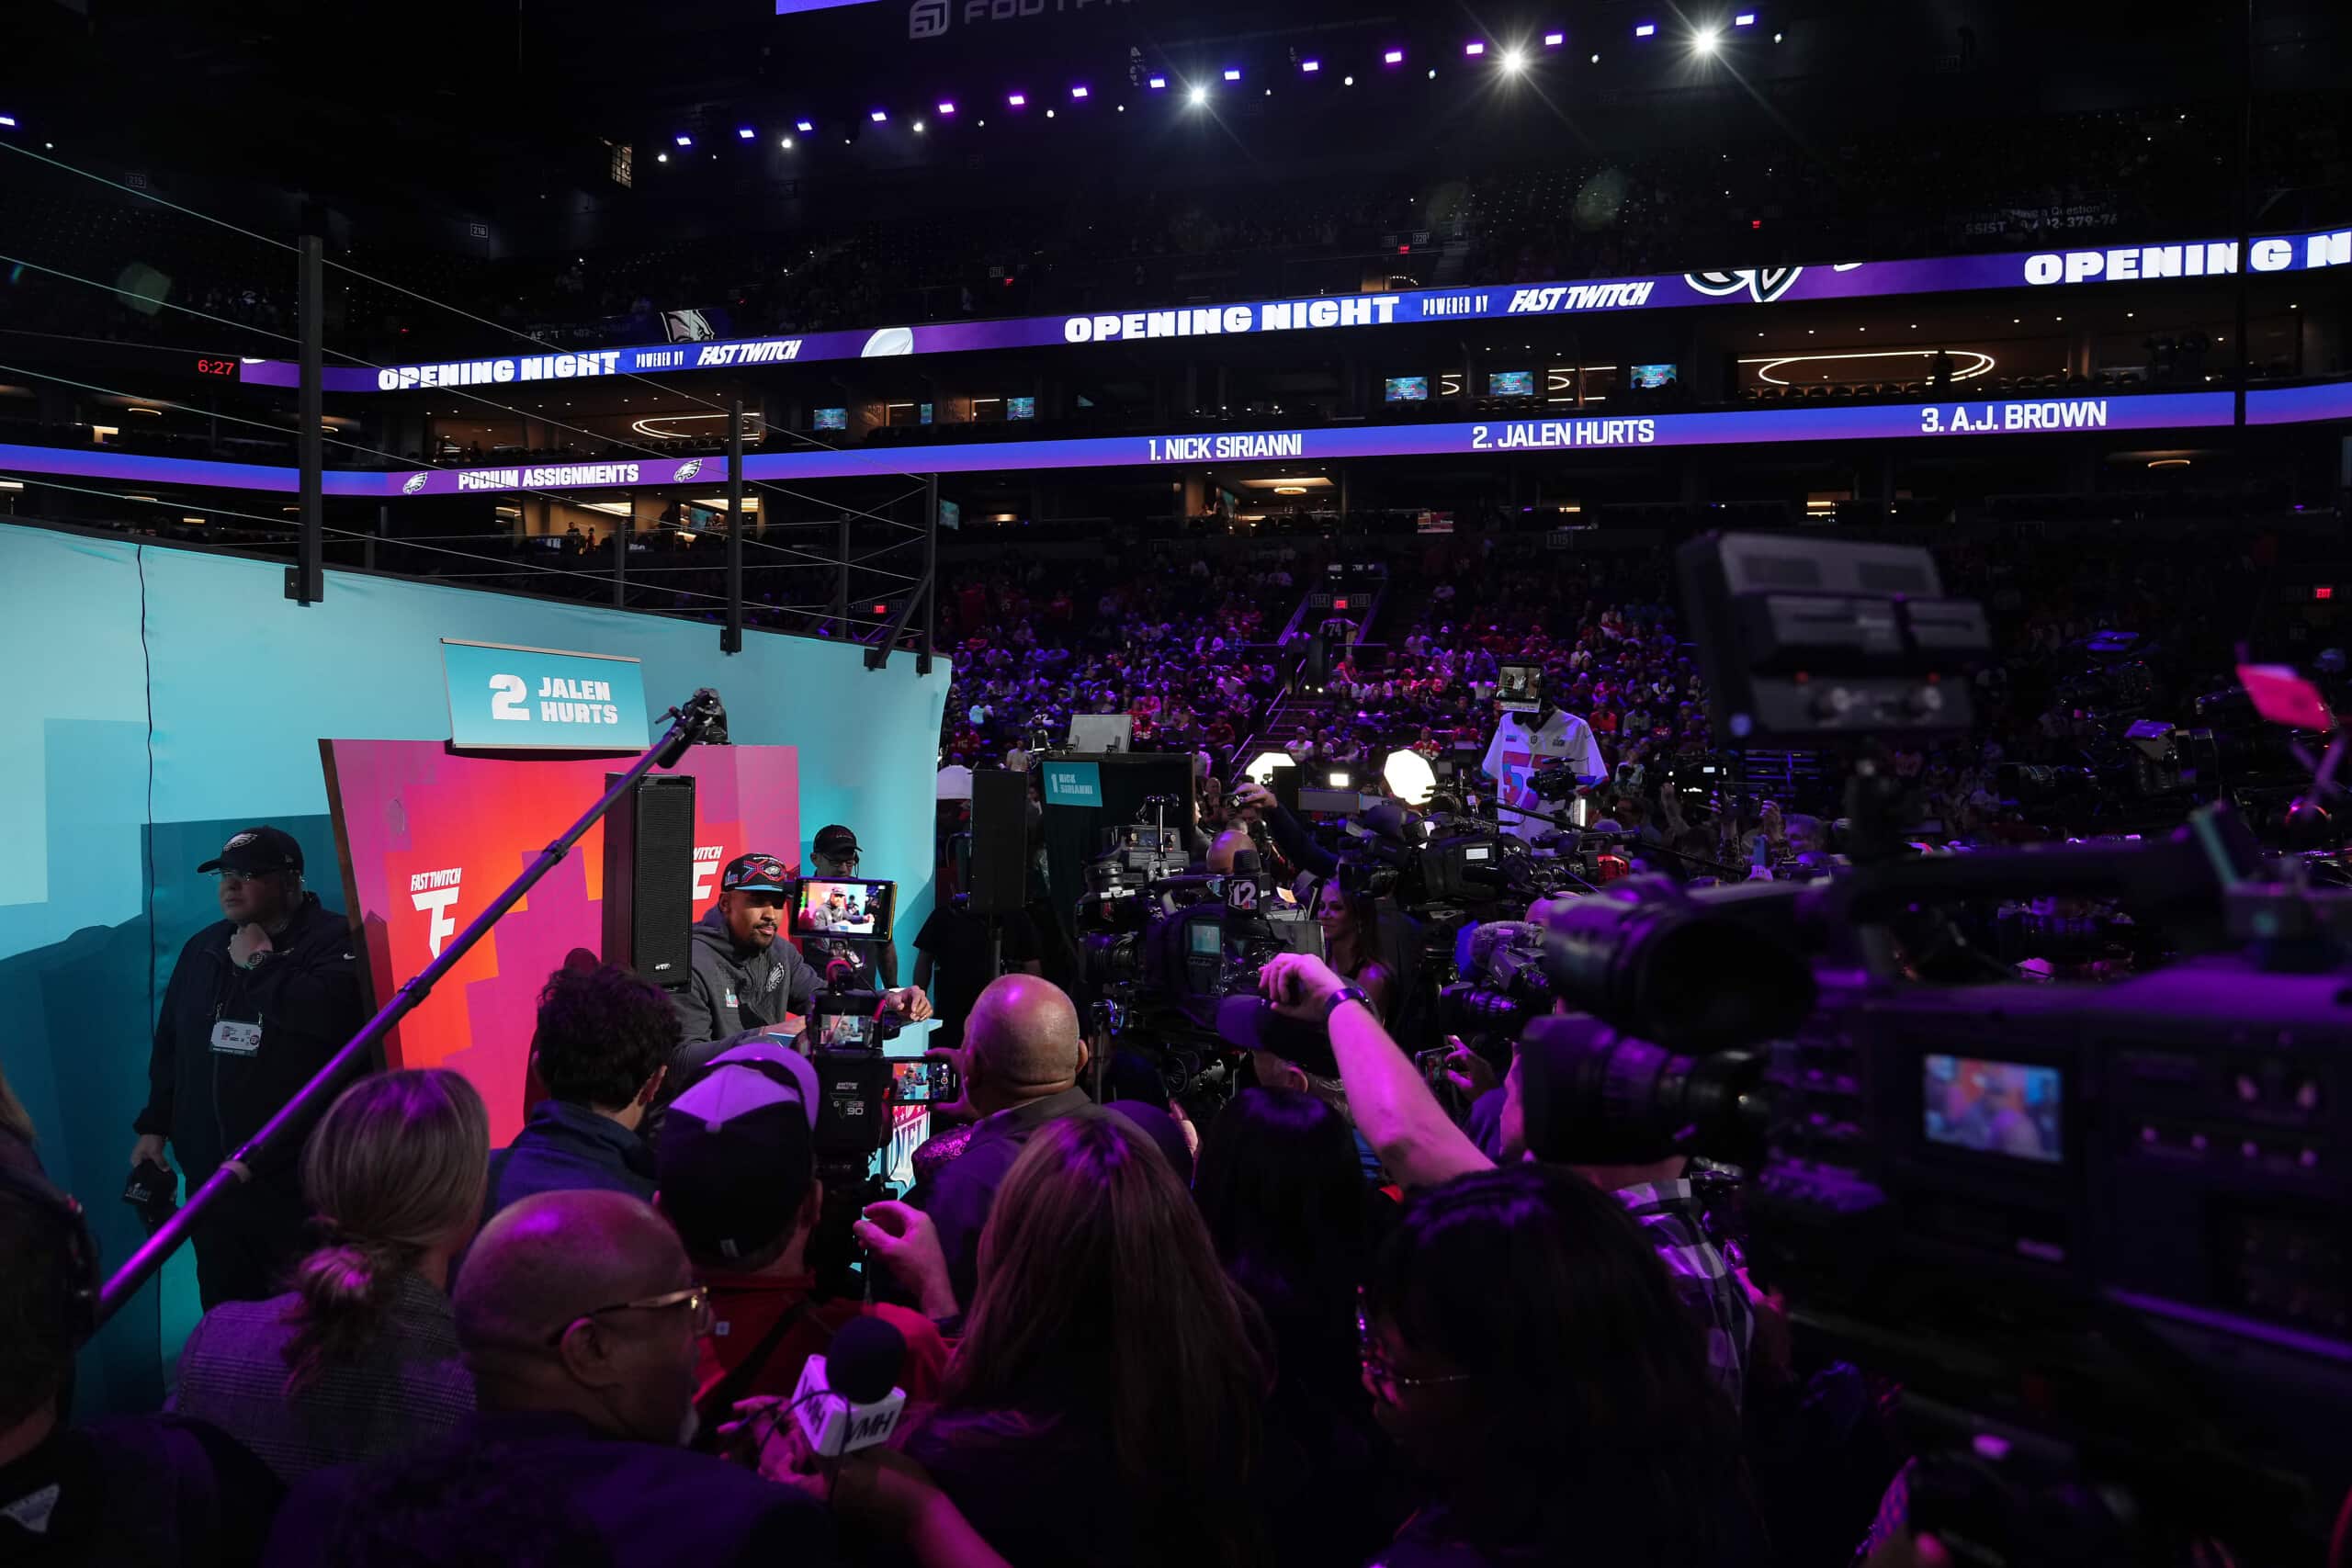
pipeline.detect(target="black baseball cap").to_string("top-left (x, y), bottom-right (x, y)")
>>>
top-left (720, 852), bottom-right (793, 896)
top-left (197, 826), bottom-right (303, 876)
top-left (812, 825), bottom-right (861, 860)
top-left (656, 1043), bottom-right (819, 1264)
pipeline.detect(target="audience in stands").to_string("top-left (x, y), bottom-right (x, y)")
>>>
top-left (168, 1069), bottom-right (485, 1480)
top-left (484, 953), bottom-right (677, 1218)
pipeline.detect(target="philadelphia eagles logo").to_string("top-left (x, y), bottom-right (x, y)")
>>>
top-left (675, 458), bottom-right (705, 481)
top-left (401, 471), bottom-right (430, 494)
top-left (1682, 262), bottom-right (1863, 305)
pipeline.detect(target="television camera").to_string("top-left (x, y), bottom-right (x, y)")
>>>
top-left (1475, 532), bottom-right (2352, 1564)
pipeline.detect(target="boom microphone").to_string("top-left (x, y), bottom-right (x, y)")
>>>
top-left (791, 1314), bottom-right (908, 1458)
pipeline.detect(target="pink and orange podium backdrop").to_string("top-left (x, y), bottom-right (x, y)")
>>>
top-left (321, 739), bottom-right (799, 1144)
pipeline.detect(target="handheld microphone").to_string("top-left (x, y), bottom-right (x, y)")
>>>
top-left (790, 1314), bottom-right (907, 1458)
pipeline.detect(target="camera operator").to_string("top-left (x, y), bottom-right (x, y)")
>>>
top-left (1253, 953), bottom-right (1757, 1411)
top-left (804, 823), bottom-right (899, 988)
top-left (132, 827), bottom-right (365, 1308)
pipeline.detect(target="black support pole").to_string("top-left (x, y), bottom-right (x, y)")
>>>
top-left (723, 397), bottom-right (745, 654)
top-left (289, 234), bottom-right (324, 604)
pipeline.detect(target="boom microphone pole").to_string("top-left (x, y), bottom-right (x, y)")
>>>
top-left (94, 688), bottom-right (730, 1329)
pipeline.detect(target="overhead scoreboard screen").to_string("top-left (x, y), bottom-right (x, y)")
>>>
top-left (239, 228), bottom-right (2352, 394)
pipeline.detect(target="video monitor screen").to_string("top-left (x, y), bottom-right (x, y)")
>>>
top-left (1187, 919), bottom-right (1222, 956)
top-left (1497, 661), bottom-right (1542, 711)
top-left (1488, 370), bottom-right (1535, 397)
top-left (1630, 364), bottom-right (1679, 389)
top-left (790, 876), bottom-right (895, 942)
top-left (1007, 396), bottom-right (1036, 420)
top-left (1922, 1055), bottom-right (2063, 1163)
top-left (1384, 376), bottom-right (1430, 402)
top-left (814, 407), bottom-right (848, 431)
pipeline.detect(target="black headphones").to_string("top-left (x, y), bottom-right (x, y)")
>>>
top-left (0, 1160), bottom-right (102, 1349)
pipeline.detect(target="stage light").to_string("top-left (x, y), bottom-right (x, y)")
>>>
top-left (1634, 22), bottom-right (1656, 37)
top-left (1501, 48), bottom-right (1526, 71)
top-left (1544, 31), bottom-right (1565, 46)
top-left (1046, 107), bottom-right (1056, 117)
top-left (656, 152), bottom-right (669, 162)
top-left (1342, 73), bottom-right (1354, 85)
top-left (913, 119), bottom-right (925, 132)
top-left (674, 134), bottom-right (694, 146)
top-left (1300, 59), bottom-right (1319, 73)
top-left (1464, 40), bottom-right (1486, 56)
top-left (1245, 751), bottom-right (1297, 785)
top-left (1692, 27), bottom-right (1720, 53)
top-left (1427, 67), bottom-right (1437, 78)
top-left (736, 127), bottom-right (755, 139)
top-left (1070, 84), bottom-right (1088, 97)
top-left (1384, 750), bottom-right (1437, 807)
top-left (1007, 92), bottom-right (1026, 106)
top-left (1734, 11), bottom-right (1757, 24)
top-left (796, 118), bottom-right (814, 131)
top-left (1223, 67), bottom-right (1241, 80)
top-left (780, 136), bottom-right (795, 148)
top-left (869, 108), bottom-right (888, 121)
top-left (0, 115), bottom-right (15, 129)
top-left (1384, 48), bottom-right (1404, 64)
top-left (1189, 85), bottom-right (1208, 105)
top-left (1591, 51), bottom-right (1600, 61)
top-left (937, 100), bottom-right (956, 115)
top-left (1148, 75), bottom-right (1167, 89)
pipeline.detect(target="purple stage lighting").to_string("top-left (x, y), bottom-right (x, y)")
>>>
top-left (1300, 59), bottom-right (1319, 73)
top-left (0, 115), bottom-right (16, 129)
top-left (1634, 22), bottom-right (1657, 36)
top-left (1734, 11), bottom-right (1757, 23)
top-left (1148, 75), bottom-right (1166, 89)
top-left (936, 100), bottom-right (956, 115)
top-left (1383, 48), bottom-right (1405, 64)
top-left (1007, 92), bottom-right (1026, 107)
top-left (1544, 31), bottom-right (1565, 46)
top-left (1222, 67), bottom-right (1241, 81)
top-left (1464, 40), bottom-right (1486, 56)
top-left (796, 118), bottom-right (814, 131)
top-left (1070, 84), bottom-right (1088, 97)
top-left (674, 134), bottom-right (693, 147)
top-left (736, 127), bottom-right (755, 139)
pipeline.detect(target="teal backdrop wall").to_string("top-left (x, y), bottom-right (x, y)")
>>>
top-left (0, 523), bottom-right (950, 1415)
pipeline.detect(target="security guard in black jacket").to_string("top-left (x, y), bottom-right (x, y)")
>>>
top-left (132, 827), bottom-right (365, 1307)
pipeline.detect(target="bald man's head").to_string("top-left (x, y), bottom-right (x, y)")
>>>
top-left (456, 1190), bottom-right (701, 1442)
top-left (965, 975), bottom-right (1087, 1108)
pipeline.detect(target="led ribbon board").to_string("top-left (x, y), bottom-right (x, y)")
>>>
top-left (5, 384), bottom-right (2346, 499)
top-left (241, 228), bottom-right (2352, 393)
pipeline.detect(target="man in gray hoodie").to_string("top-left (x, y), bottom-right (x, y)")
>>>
top-left (672, 852), bottom-right (931, 1068)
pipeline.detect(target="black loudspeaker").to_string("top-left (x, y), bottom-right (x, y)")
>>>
top-left (603, 773), bottom-right (698, 988)
top-left (967, 769), bottom-right (1030, 916)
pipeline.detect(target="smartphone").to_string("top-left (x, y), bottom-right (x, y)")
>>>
top-left (891, 1058), bottom-right (961, 1104)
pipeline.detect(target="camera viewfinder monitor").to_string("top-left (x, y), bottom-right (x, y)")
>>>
top-left (1487, 370), bottom-right (1535, 397)
top-left (1497, 662), bottom-right (1543, 713)
top-left (791, 877), bottom-right (895, 943)
top-left (813, 407), bottom-right (848, 431)
top-left (1630, 364), bottom-right (1679, 390)
top-left (1922, 1054), bottom-right (2063, 1164)
top-left (1384, 376), bottom-right (1430, 402)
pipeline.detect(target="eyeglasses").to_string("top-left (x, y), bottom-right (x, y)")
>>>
top-left (545, 1283), bottom-right (712, 1346)
top-left (1356, 1298), bottom-right (1473, 1404)
top-left (212, 869), bottom-right (280, 885)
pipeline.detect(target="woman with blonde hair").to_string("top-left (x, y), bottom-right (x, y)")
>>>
top-left (170, 1068), bottom-right (487, 1480)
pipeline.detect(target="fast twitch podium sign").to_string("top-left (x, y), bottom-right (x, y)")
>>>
top-left (441, 639), bottom-right (650, 750)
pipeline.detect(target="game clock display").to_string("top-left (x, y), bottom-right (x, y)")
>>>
top-left (194, 356), bottom-right (242, 379)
